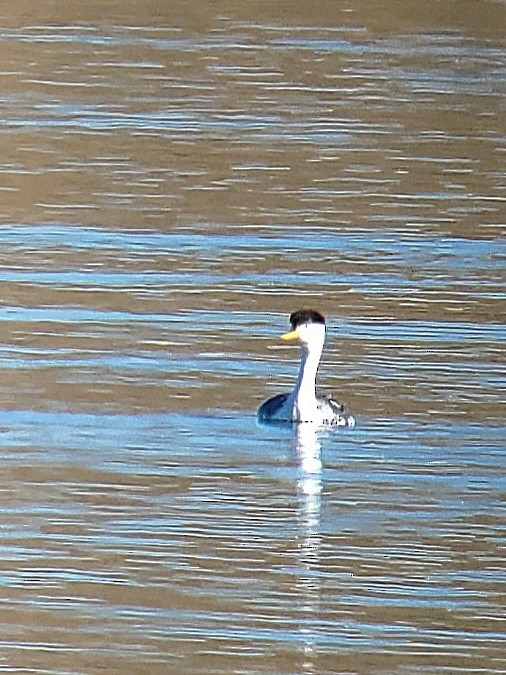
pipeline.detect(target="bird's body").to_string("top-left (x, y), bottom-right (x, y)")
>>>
top-left (257, 391), bottom-right (352, 426)
top-left (257, 309), bottom-right (355, 427)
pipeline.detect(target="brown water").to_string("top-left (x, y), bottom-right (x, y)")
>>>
top-left (0, 1), bottom-right (504, 673)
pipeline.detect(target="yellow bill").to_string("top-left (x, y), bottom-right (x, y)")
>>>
top-left (281, 330), bottom-right (299, 341)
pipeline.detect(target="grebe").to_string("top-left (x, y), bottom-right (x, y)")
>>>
top-left (257, 309), bottom-right (355, 426)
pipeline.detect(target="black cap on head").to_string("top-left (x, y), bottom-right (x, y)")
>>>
top-left (289, 309), bottom-right (326, 329)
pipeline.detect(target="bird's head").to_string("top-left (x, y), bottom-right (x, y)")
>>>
top-left (281, 309), bottom-right (326, 349)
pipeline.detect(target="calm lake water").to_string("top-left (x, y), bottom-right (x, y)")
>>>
top-left (0, 1), bottom-right (504, 673)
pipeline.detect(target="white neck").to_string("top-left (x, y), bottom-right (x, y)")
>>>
top-left (291, 336), bottom-right (324, 421)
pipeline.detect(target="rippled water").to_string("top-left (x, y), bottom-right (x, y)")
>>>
top-left (0, 1), bottom-right (504, 673)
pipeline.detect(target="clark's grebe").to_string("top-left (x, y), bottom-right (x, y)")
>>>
top-left (257, 309), bottom-right (355, 426)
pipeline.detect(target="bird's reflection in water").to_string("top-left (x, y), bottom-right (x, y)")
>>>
top-left (295, 423), bottom-right (324, 674)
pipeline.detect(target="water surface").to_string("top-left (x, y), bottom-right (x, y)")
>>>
top-left (0, 1), bottom-right (504, 672)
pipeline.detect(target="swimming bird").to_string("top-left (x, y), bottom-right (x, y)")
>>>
top-left (257, 309), bottom-right (355, 426)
